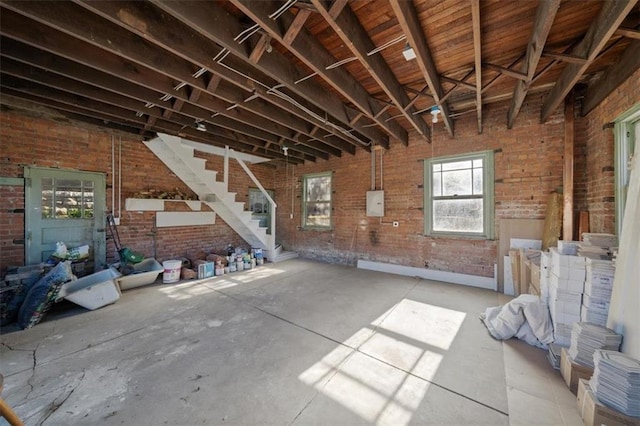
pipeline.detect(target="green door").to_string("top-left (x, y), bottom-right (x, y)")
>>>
top-left (25, 167), bottom-right (106, 271)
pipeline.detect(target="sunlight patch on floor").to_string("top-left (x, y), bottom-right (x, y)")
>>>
top-left (155, 267), bottom-right (286, 299)
top-left (299, 299), bottom-right (466, 425)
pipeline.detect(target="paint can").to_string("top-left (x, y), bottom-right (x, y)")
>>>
top-left (162, 260), bottom-right (182, 283)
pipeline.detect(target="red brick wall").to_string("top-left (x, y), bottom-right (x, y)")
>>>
top-left (575, 67), bottom-right (640, 234)
top-left (275, 93), bottom-right (567, 277)
top-left (0, 109), bottom-right (273, 275)
top-left (2, 67), bottom-right (638, 279)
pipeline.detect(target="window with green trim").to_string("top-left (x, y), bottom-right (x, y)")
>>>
top-left (302, 172), bottom-right (332, 229)
top-left (424, 151), bottom-right (494, 239)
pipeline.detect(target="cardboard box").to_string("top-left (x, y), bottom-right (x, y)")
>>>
top-left (577, 379), bottom-right (640, 426)
top-left (551, 247), bottom-right (587, 270)
top-left (560, 347), bottom-right (594, 394)
top-left (550, 271), bottom-right (584, 293)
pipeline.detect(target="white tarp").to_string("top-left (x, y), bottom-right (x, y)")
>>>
top-left (480, 294), bottom-right (554, 349)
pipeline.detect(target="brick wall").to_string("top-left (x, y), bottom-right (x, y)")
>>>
top-left (0, 109), bottom-right (273, 275)
top-left (2, 67), bottom-right (638, 279)
top-left (575, 67), bottom-right (640, 234)
top-left (275, 93), bottom-right (567, 277)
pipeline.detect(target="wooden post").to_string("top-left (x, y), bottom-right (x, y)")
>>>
top-left (563, 93), bottom-right (574, 241)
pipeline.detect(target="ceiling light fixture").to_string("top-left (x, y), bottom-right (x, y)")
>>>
top-left (195, 121), bottom-right (207, 132)
top-left (402, 43), bottom-right (416, 61)
top-left (282, 146), bottom-right (288, 156)
top-left (430, 105), bottom-right (441, 123)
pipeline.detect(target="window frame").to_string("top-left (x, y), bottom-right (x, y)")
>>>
top-left (614, 103), bottom-right (640, 237)
top-left (423, 150), bottom-right (494, 239)
top-left (301, 171), bottom-right (333, 230)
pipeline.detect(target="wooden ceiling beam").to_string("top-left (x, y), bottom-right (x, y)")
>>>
top-left (309, 0), bottom-right (430, 141)
top-left (440, 76), bottom-right (477, 91)
top-left (328, 0), bottom-right (349, 18)
top-left (507, 0), bottom-right (561, 129)
top-left (249, 33), bottom-right (271, 64)
top-left (1, 90), bottom-right (149, 136)
top-left (471, 0), bottom-right (483, 134)
top-left (283, 9), bottom-right (311, 45)
top-left (226, 0), bottom-right (401, 147)
top-left (59, 0), bottom-right (355, 155)
top-left (483, 63), bottom-right (528, 81)
top-left (1, 3), bottom-right (344, 159)
top-left (0, 80), bottom-right (307, 163)
top-left (541, 0), bottom-right (637, 123)
top-left (389, 0), bottom-right (454, 138)
top-left (582, 40), bottom-right (640, 116)
top-left (0, 43), bottom-right (325, 158)
top-left (0, 64), bottom-right (317, 161)
top-left (152, 0), bottom-right (389, 147)
top-left (615, 26), bottom-right (640, 40)
top-left (541, 51), bottom-right (588, 64)
top-left (73, 0), bottom-right (358, 153)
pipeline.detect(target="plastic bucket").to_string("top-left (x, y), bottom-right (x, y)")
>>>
top-left (163, 260), bottom-right (182, 283)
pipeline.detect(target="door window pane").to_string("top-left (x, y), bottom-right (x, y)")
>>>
top-left (42, 178), bottom-right (95, 219)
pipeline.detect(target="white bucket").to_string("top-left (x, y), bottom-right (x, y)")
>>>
top-left (163, 260), bottom-right (182, 283)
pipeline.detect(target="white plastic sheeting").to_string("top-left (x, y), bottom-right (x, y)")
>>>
top-left (480, 294), bottom-right (554, 349)
top-left (608, 151), bottom-right (640, 359)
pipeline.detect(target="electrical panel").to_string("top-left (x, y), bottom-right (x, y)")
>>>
top-left (366, 190), bottom-right (384, 217)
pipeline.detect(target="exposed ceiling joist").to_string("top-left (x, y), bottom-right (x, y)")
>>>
top-left (615, 26), bottom-right (640, 39)
top-left (71, 0), bottom-right (359, 156)
top-left (227, 0), bottom-right (404, 147)
top-left (389, 0), bottom-right (454, 138)
top-left (63, 0), bottom-right (352, 157)
top-left (483, 63), bottom-right (528, 81)
top-left (541, 0), bottom-right (638, 122)
top-left (150, 0), bottom-right (390, 149)
top-left (507, 0), bottom-right (561, 129)
top-left (470, 0), bottom-right (483, 134)
top-left (582, 40), bottom-right (640, 115)
top-left (308, 0), bottom-right (431, 141)
top-left (0, 59), bottom-right (319, 161)
top-left (282, 9), bottom-right (312, 45)
top-left (541, 51), bottom-right (588, 64)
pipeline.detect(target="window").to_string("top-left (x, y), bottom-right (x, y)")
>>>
top-left (302, 172), bottom-right (332, 229)
top-left (424, 151), bottom-right (494, 238)
top-left (614, 105), bottom-right (639, 236)
top-left (41, 178), bottom-right (95, 219)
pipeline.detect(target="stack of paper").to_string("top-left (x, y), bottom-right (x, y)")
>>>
top-left (558, 240), bottom-right (580, 255)
top-left (547, 342), bottom-right (562, 370)
top-left (591, 350), bottom-right (640, 417)
top-left (568, 323), bottom-right (622, 368)
top-left (578, 233), bottom-right (617, 260)
top-left (582, 258), bottom-right (615, 326)
top-left (582, 233), bottom-right (618, 248)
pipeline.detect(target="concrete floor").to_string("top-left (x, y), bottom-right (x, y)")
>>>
top-left (1, 259), bottom-right (583, 425)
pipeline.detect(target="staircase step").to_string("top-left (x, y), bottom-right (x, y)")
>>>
top-left (147, 135), bottom-right (273, 250)
top-left (270, 250), bottom-right (298, 263)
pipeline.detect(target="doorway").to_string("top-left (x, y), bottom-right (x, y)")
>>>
top-left (249, 188), bottom-right (274, 234)
top-left (24, 167), bottom-right (106, 271)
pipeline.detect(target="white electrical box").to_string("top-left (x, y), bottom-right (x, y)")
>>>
top-left (366, 190), bottom-right (384, 217)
